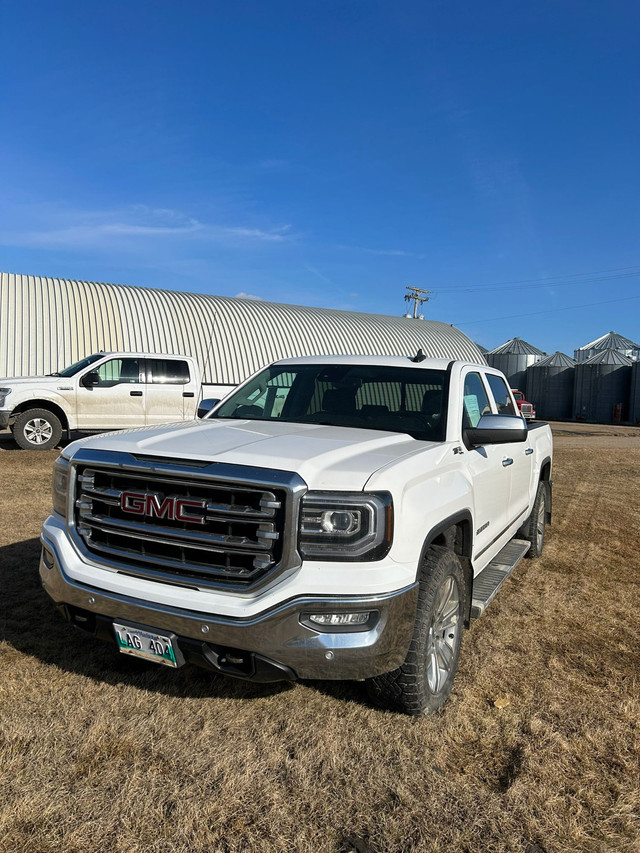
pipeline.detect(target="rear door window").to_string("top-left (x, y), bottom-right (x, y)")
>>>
top-left (147, 359), bottom-right (190, 385)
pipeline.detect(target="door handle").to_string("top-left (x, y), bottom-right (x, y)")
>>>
top-left (130, 391), bottom-right (143, 397)
top-left (183, 392), bottom-right (195, 398)
top-left (525, 447), bottom-right (534, 455)
top-left (502, 458), bottom-right (513, 467)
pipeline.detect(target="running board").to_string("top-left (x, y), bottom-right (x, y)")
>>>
top-left (471, 538), bottom-right (531, 618)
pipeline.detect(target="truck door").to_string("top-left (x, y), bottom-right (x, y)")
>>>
top-left (461, 370), bottom-right (510, 560)
top-left (144, 358), bottom-right (196, 425)
top-left (485, 373), bottom-right (534, 528)
top-left (76, 357), bottom-right (146, 430)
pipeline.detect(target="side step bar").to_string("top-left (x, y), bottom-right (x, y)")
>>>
top-left (471, 538), bottom-right (531, 618)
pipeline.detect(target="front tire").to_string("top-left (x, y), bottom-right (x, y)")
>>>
top-left (366, 548), bottom-right (465, 716)
top-left (13, 408), bottom-right (63, 450)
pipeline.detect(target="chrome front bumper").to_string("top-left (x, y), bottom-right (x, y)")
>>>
top-left (40, 536), bottom-right (419, 681)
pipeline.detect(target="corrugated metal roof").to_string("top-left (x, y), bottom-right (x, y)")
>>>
top-left (576, 330), bottom-right (640, 352)
top-left (0, 272), bottom-right (486, 382)
top-left (533, 351), bottom-right (576, 367)
top-left (488, 337), bottom-right (545, 356)
top-left (581, 349), bottom-right (633, 366)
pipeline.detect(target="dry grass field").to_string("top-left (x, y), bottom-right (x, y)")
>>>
top-left (1, 424), bottom-right (639, 853)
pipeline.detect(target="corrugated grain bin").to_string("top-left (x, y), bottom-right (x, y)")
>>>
top-left (486, 337), bottom-right (545, 393)
top-left (0, 273), bottom-right (486, 386)
top-left (526, 352), bottom-right (576, 421)
top-left (572, 349), bottom-right (632, 423)
top-left (574, 330), bottom-right (640, 363)
top-left (630, 361), bottom-right (640, 424)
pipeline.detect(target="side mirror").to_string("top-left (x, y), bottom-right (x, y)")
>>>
top-left (82, 372), bottom-right (100, 388)
top-left (464, 414), bottom-right (527, 446)
top-left (197, 398), bottom-right (220, 419)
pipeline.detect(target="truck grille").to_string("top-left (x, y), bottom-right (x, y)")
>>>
top-left (72, 455), bottom-right (299, 589)
top-left (520, 404), bottom-right (533, 415)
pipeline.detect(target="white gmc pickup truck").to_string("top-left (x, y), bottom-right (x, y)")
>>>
top-left (40, 354), bottom-right (552, 715)
top-left (0, 352), bottom-right (201, 450)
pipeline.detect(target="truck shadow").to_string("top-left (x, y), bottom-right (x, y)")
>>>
top-left (0, 537), bottom-right (297, 703)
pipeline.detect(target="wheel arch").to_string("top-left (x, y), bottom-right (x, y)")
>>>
top-left (418, 510), bottom-right (474, 626)
top-left (10, 400), bottom-right (70, 432)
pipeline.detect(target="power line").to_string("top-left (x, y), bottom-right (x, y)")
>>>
top-left (404, 286), bottom-right (432, 318)
top-left (437, 264), bottom-right (640, 293)
top-left (454, 294), bottom-right (640, 327)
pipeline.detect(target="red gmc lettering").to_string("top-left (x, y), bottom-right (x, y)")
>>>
top-left (175, 499), bottom-right (207, 524)
top-left (120, 491), bottom-right (206, 524)
top-left (146, 494), bottom-right (176, 520)
top-left (120, 491), bottom-right (147, 515)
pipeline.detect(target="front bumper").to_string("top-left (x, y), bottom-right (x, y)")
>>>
top-left (0, 410), bottom-right (11, 429)
top-left (40, 536), bottom-right (419, 682)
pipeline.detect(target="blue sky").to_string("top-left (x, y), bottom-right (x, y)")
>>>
top-left (1, 0), bottom-right (639, 355)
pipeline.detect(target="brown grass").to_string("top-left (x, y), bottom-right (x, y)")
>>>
top-left (1, 425), bottom-right (639, 853)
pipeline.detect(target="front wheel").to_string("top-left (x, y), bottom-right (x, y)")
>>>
top-left (366, 548), bottom-right (465, 715)
top-left (13, 408), bottom-right (63, 450)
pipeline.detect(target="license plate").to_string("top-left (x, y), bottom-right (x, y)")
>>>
top-left (113, 622), bottom-right (181, 667)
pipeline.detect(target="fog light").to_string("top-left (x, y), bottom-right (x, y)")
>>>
top-left (308, 612), bottom-right (370, 626)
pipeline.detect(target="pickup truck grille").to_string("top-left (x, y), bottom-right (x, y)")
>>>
top-left (72, 458), bottom-right (298, 589)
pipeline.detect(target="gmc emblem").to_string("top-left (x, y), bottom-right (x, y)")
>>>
top-left (120, 491), bottom-right (207, 525)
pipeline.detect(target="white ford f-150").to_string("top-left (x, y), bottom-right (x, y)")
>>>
top-left (40, 354), bottom-right (552, 714)
top-left (0, 352), bottom-right (201, 450)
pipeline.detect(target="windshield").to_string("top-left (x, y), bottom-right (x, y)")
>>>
top-left (214, 363), bottom-right (448, 442)
top-left (56, 353), bottom-right (106, 377)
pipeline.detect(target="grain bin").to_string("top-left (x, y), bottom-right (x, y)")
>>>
top-left (526, 352), bottom-right (576, 421)
top-left (574, 330), bottom-right (640, 363)
top-left (486, 337), bottom-right (545, 393)
top-left (573, 349), bottom-right (632, 423)
top-left (630, 361), bottom-right (640, 424)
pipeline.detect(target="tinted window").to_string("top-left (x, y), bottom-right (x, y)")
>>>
top-left (486, 374), bottom-right (517, 416)
top-left (215, 364), bottom-right (448, 441)
top-left (147, 359), bottom-right (190, 385)
top-left (462, 372), bottom-right (491, 428)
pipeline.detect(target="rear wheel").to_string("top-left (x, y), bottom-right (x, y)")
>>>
top-left (520, 481), bottom-right (547, 558)
top-left (366, 548), bottom-right (465, 715)
top-left (13, 408), bottom-right (63, 450)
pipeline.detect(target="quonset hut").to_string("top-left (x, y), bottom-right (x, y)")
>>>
top-left (573, 349), bottom-right (633, 423)
top-left (486, 337), bottom-right (545, 394)
top-left (0, 273), bottom-right (486, 396)
top-left (574, 331), bottom-right (640, 363)
top-left (526, 352), bottom-right (576, 421)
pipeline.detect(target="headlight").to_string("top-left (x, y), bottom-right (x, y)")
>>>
top-left (52, 456), bottom-right (70, 517)
top-left (0, 387), bottom-right (12, 407)
top-left (299, 492), bottom-right (393, 561)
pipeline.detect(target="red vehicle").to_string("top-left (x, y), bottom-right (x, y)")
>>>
top-left (511, 389), bottom-right (536, 420)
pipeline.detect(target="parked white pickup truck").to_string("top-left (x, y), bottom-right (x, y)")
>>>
top-left (0, 352), bottom-right (201, 449)
top-left (40, 354), bottom-right (552, 714)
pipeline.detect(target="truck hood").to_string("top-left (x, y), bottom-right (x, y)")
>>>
top-left (0, 376), bottom-right (64, 387)
top-left (65, 418), bottom-right (436, 491)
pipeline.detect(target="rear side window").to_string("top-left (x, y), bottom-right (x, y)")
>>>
top-left (486, 374), bottom-right (517, 416)
top-left (462, 372), bottom-right (491, 428)
top-left (147, 359), bottom-right (190, 385)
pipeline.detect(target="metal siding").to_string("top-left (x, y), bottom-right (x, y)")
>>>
top-left (573, 355), bottom-right (632, 423)
top-left (0, 273), bottom-right (486, 382)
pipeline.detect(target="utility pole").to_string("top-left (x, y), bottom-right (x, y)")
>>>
top-left (404, 286), bottom-right (432, 318)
